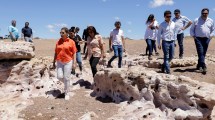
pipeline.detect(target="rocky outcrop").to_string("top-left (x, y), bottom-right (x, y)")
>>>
top-left (0, 41), bottom-right (35, 60)
top-left (93, 66), bottom-right (215, 119)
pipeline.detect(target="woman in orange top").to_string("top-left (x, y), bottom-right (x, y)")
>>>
top-left (84, 26), bottom-right (106, 77)
top-left (53, 27), bottom-right (77, 100)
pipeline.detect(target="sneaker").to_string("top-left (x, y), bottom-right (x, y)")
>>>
top-left (202, 67), bottom-right (207, 75)
top-left (166, 71), bottom-right (171, 74)
top-left (148, 55), bottom-right (153, 60)
top-left (65, 94), bottom-right (70, 100)
top-left (179, 55), bottom-right (183, 59)
top-left (155, 52), bottom-right (159, 56)
top-left (199, 67), bottom-right (203, 72)
top-left (107, 64), bottom-right (113, 68)
top-left (196, 64), bottom-right (200, 70)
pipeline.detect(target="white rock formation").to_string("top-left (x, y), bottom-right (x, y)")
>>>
top-left (0, 41), bottom-right (35, 60)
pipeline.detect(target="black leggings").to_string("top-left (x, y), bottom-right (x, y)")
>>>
top-left (90, 56), bottom-right (100, 77)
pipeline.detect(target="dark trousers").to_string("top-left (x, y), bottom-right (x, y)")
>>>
top-left (90, 56), bottom-right (100, 77)
top-left (83, 42), bottom-right (87, 54)
top-left (162, 40), bottom-right (175, 73)
top-left (177, 33), bottom-right (184, 56)
top-left (145, 40), bottom-right (157, 54)
top-left (194, 37), bottom-right (210, 68)
top-left (108, 45), bottom-right (123, 68)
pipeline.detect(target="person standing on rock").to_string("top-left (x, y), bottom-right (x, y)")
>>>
top-left (22, 22), bottom-right (33, 42)
top-left (53, 27), bottom-right (77, 100)
top-left (190, 8), bottom-right (214, 74)
top-left (157, 10), bottom-right (177, 74)
top-left (69, 27), bottom-right (84, 75)
top-left (144, 14), bottom-right (159, 60)
top-left (8, 20), bottom-right (19, 42)
top-left (107, 21), bottom-right (125, 68)
top-left (172, 9), bottom-right (192, 59)
top-left (84, 26), bottom-right (106, 77)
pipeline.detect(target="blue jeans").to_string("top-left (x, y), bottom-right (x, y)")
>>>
top-left (177, 33), bottom-right (184, 56)
top-left (108, 45), bottom-right (123, 68)
top-left (194, 37), bottom-right (210, 68)
top-left (146, 39), bottom-right (156, 56)
top-left (76, 52), bottom-right (82, 71)
top-left (162, 40), bottom-right (175, 73)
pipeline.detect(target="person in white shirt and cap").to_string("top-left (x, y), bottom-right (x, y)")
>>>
top-left (157, 10), bottom-right (177, 74)
top-left (190, 8), bottom-right (214, 74)
top-left (172, 9), bottom-right (192, 59)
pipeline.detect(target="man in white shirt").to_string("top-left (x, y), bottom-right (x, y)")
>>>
top-left (157, 10), bottom-right (177, 74)
top-left (172, 9), bottom-right (192, 59)
top-left (190, 8), bottom-right (214, 74)
top-left (107, 21), bottom-right (125, 68)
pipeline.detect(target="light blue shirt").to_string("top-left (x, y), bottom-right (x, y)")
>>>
top-left (157, 21), bottom-right (177, 45)
top-left (172, 15), bottom-right (191, 34)
top-left (8, 25), bottom-right (19, 39)
top-left (190, 17), bottom-right (214, 38)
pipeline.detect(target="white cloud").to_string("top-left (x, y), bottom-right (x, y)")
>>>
top-left (46, 23), bottom-right (67, 33)
top-left (114, 16), bottom-right (120, 20)
top-left (127, 29), bottom-right (132, 33)
top-left (136, 4), bottom-right (140, 7)
top-left (149, 0), bottom-right (174, 8)
top-left (127, 21), bottom-right (132, 25)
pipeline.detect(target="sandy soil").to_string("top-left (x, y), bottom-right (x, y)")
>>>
top-left (12, 37), bottom-right (215, 119)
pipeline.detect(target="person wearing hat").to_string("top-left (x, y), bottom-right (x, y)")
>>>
top-left (8, 20), bottom-right (19, 42)
top-left (190, 8), bottom-right (214, 74)
top-left (172, 9), bottom-right (192, 59)
top-left (107, 21), bottom-right (125, 68)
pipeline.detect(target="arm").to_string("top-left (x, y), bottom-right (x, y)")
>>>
top-left (190, 20), bottom-right (195, 38)
top-left (109, 35), bottom-right (113, 51)
top-left (122, 36), bottom-right (125, 51)
top-left (98, 36), bottom-right (106, 58)
top-left (210, 21), bottom-right (215, 39)
top-left (182, 21), bottom-right (192, 30)
top-left (72, 53), bottom-right (77, 69)
top-left (157, 24), bottom-right (162, 48)
top-left (148, 20), bottom-right (155, 28)
top-left (31, 29), bottom-right (33, 39)
top-left (82, 30), bottom-right (85, 39)
top-left (52, 53), bottom-right (57, 69)
top-left (8, 26), bottom-right (15, 39)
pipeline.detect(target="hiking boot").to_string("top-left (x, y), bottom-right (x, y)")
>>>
top-left (161, 64), bottom-right (165, 73)
top-left (166, 71), bottom-right (171, 74)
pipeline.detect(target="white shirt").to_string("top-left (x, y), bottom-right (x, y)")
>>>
top-left (110, 29), bottom-right (124, 45)
top-left (157, 21), bottom-right (177, 45)
top-left (172, 15), bottom-right (191, 34)
top-left (144, 20), bottom-right (159, 40)
top-left (190, 17), bottom-right (214, 38)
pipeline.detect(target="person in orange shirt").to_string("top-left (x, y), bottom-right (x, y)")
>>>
top-left (53, 27), bottom-right (77, 100)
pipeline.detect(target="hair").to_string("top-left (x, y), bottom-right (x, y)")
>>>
top-left (69, 26), bottom-right (76, 33)
top-left (146, 14), bottom-right (154, 24)
top-left (75, 27), bottom-right (80, 31)
top-left (61, 27), bottom-right (69, 34)
top-left (87, 26), bottom-right (99, 35)
top-left (201, 8), bottom-right (209, 13)
top-left (164, 10), bottom-right (171, 17)
top-left (11, 20), bottom-right (16, 24)
top-left (25, 22), bottom-right (29, 25)
top-left (114, 21), bottom-right (121, 26)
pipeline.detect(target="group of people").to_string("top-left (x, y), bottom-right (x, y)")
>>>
top-left (144, 8), bottom-right (214, 75)
top-left (7, 8), bottom-right (213, 100)
top-left (8, 20), bottom-right (33, 42)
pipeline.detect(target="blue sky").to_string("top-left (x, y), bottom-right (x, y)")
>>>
top-left (0, 0), bottom-right (214, 39)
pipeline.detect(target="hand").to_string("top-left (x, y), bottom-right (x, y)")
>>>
top-left (158, 45), bottom-right (161, 50)
top-left (174, 44), bottom-right (177, 47)
top-left (210, 37), bottom-right (213, 40)
top-left (181, 27), bottom-right (185, 31)
top-left (83, 56), bottom-right (87, 60)
top-left (79, 41), bottom-right (84, 44)
top-left (72, 63), bottom-right (76, 69)
top-left (123, 48), bottom-right (126, 52)
top-left (102, 54), bottom-right (106, 58)
top-left (109, 48), bottom-right (113, 52)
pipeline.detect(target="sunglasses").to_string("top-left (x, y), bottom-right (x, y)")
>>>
top-left (202, 13), bottom-right (208, 15)
top-left (174, 13), bottom-right (179, 15)
top-left (166, 16), bottom-right (171, 18)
